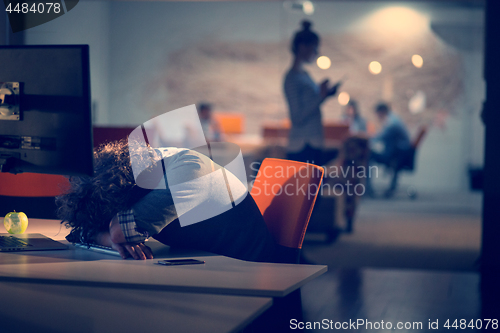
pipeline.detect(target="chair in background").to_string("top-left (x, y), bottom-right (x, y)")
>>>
top-left (385, 124), bottom-right (428, 198)
top-left (250, 158), bottom-right (324, 264)
top-left (213, 113), bottom-right (244, 135)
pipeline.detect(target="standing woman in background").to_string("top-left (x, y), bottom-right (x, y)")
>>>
top-left (284, 20), bottom-right (341, 165)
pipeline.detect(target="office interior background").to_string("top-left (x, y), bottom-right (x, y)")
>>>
top-left (0, 0), bottom-right (491, 329)
top-left (10, 0), bottom-right (483, 192)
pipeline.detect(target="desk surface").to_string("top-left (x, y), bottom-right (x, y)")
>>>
top-left (0, 254), bottom-right (327, 297)
top-left (0, 281), bottom-right (272, 333)
top-left (0, 219), bottom-right (327, 297)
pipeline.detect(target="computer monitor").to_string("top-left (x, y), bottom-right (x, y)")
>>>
top-left (0, 45), bottom-right (93, 176)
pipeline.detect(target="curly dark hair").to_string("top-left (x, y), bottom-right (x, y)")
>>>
top-left (56, 139), bottom-right (157, 244)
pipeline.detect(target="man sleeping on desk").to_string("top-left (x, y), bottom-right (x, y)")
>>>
top-left (56, 140), bottom-right (278, 262)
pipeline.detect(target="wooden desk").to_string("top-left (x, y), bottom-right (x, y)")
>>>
top-left (0, 218), bottom-right (326, 332)
top-left (0, 281), bottom-right (272, 333)
top-left (0, 219), bottom-right (327, 297)
top-left (0, 254), bottom-right (327, 297)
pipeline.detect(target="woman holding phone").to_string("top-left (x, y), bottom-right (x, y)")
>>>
top-left (284, 20), bottom-right (341, 165)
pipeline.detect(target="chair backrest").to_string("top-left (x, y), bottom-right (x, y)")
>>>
top-left (412, 125), bottom-right (428, 149)
top-left (213, 113), bottom-right (244, 135)
top-left (397, 126), bottom-right (427, 171)
top-left (250, 158), bottom-right (324, 250)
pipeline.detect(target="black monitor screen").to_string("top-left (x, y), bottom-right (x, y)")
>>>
top-left (0, 45), bottom-right (93, 176)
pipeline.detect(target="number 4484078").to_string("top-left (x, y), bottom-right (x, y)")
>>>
top-left (444, 319), bottom-right (498, 330)
top-left (5, 2), bottom-right (61, 14)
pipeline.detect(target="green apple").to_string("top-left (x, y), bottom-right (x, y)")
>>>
top-left (4, 211), bottom-right (28, 234)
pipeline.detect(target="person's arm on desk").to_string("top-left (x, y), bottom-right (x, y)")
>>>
top-left (112, 213), bottom-right (153, 260)
top-left (93, 214), bottom-right (153, 260)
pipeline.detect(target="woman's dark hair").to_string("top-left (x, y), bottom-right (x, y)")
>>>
top-left (56, 139), bottom-right (158, 244)
top-left (291, 20), bottom-right (320, 55)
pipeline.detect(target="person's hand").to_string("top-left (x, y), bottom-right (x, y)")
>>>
top-left (94, 230), bottom-right (154, 260)
top-left (320, 79), bottom-right (342, 99)
top-left (108, 215), bottom-right (153, 260)
top-left (320, 79), bottom-right (330, 99)
top-left (327, 81), bottom-right (342, 96)
top-left (110, 241), bottom-right (154, 260)
top-left (327, 81), bottom-right (342, 97)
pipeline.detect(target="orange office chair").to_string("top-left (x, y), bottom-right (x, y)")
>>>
top-left (250, 158), bottom-right (324, 263)
top-left (212, 113), bottom-right (244, 135)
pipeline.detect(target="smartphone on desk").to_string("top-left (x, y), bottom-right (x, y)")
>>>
top-left (157, 259), bottom-right (206, 266)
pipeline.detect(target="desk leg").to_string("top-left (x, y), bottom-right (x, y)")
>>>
top-left (243, 289), bottom-right (303, 332)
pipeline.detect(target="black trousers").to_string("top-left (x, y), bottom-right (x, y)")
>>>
top-left (153, 193), bottom-right (280, 263)
top-left (286, 144), bottom-right (338, 166)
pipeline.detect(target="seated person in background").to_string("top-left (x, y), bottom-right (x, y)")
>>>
top-left (343, 99), bottom-right (367, 134)
top-left (197, 102), bottom-right (222, 142)
top-left (56, 140), bottom-right (278, 262)
top-left (370, 102), bottom-right (411, 164)
top-left (367, 102), bottom-right (411, 196)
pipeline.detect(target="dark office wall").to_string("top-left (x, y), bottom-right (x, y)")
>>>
top-left (481, 0), bottom-right (500, 318)
top-left (0, 13), bottom-right (24, 45)
top-left (0, 12), bottom-right (6, 45)
top-left (482, 0), bottom-right (500, 268)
